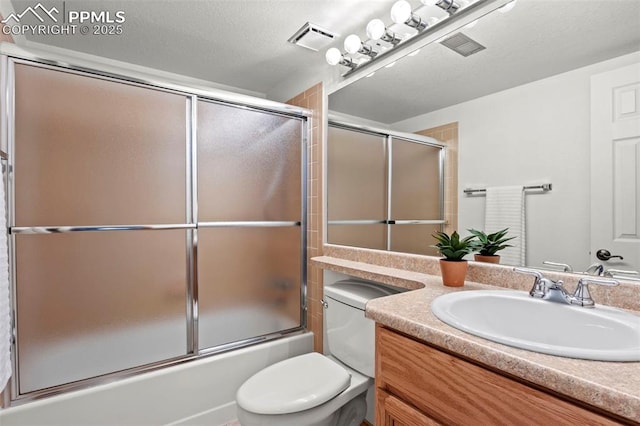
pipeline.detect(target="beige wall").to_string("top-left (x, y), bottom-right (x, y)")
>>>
top-left (287, 83), bottom-right (324, 352)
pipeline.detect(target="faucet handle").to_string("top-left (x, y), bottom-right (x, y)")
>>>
top-left (513, 267), bottom-right (543, 280)
top-left (514, 267), bottom-right (546, 298)
top-left (603, 268), bottom-right (639, 278)
top-left (572, 277), bottom-right (619, 308)
top-left (543, 261), bottom-right (574, 273)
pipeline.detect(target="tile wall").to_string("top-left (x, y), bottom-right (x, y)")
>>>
top-left (287, 83), bottom-right (324, 352)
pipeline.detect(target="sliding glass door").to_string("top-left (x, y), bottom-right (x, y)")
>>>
top-left (13, 63), bottom-right (190, 393)
top-left (197, 100), bottom-right (304, 349)
top-left (327, 123), bottom-right (444, 254)
top-left (327, 126), bottom-right (387, 250)
top-left (389, 137), bottom-right (443, 256)
top-left (7, 59), bottom-right (307, 397)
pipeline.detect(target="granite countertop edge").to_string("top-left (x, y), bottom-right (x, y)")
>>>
top-left (312, 255), bottom-right (640, 422)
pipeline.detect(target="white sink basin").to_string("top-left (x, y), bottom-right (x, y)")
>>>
top-left (431, 290), bottom-right (640, 361)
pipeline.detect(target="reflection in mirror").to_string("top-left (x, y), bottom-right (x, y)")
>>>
top-left (327, 123), bottom-right (444, 255)
top-left (327, 0), bottom-right (640, 275)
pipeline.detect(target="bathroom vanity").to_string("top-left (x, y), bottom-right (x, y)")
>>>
top-left (376, 326), bottom-right (623, 425)
top-left (313, 249), bottom-right (640, 425)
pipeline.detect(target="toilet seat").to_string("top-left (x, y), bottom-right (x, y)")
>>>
top-left (236, 352), bottom-right (351, 415)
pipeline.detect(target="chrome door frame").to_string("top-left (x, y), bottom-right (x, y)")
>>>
top-left (1, 48), bottom-right (310, 404)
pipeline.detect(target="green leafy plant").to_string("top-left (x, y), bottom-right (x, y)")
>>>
top-left (432, 231), bottom-right (475, 261)
top-left (468, 228), bottom-right (516, 256)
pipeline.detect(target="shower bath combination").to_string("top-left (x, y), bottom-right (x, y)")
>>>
top-left (0, 47), bottom-right (310, 404)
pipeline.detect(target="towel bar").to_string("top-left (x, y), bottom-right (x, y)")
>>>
top-left (463, 183), bottom-right (552, 195)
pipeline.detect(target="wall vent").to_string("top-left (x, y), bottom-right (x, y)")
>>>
top-left (288, 22), bottom-right (338, 52)
top-left (440, 32), bottom-right (486, 57)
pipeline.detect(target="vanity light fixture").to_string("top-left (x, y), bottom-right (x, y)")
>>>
top-left (366, 19), bottom-right (402, 45)
top-left (344, 34), bottom-right (378, 57)
top-left (325, 0), bottom-right (476, 74)
top-left (420, 0), bottom-right (462, 15)
top-left (325, 47), bottom-right (357, 69)
top-left (464, 18), bottom-right (479, 28)
top-left (499, 0), bottom-right (517, 13)
top-left (391, 0), bottom-right (429, 30)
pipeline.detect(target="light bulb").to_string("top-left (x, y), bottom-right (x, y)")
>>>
top-left (499, 0), bottom-right (517, 13)
top-left (325, 48), bottom-right (343, 66)
top-left (390, 0), bottom-right (412, 24)
top-left (366, 19), bottom-right (386, 40)
top-left (344, 34), bottom-right (362, 54)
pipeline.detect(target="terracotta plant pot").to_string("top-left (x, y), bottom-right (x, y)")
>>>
top-left (474, 254), bottom-right (501, 264)
top-left (439, 259), bottom-right (469, 287)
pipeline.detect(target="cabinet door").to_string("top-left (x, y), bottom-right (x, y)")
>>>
top-left (376, 326), bottom-right (621, 426)
top-left (377, 388), bottom-right (441, 426)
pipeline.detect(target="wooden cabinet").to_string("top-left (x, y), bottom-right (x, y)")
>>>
top-left (377, 388), bottom-right (441, 426)
top-left (375, 325), bottom-right (627, 425)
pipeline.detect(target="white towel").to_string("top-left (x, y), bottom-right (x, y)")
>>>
top-left (484, 186), bottom-right (525, 266)
top-left (0, 165), bottom-right (10, 392)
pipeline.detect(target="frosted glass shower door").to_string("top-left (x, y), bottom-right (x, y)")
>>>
top-left (389, 138), bottom-right (444, 255)
top-left (12, 63), bottom-right (189, 393)
top-left (197, 100), bottom-right (304, 350)
top-left (327, 126), bottom-right (387, 249)
top-left (15, 231), bottom-right (188, 393)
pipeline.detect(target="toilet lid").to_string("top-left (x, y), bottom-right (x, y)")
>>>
top-left (236, 352), bottom-right (351, 415)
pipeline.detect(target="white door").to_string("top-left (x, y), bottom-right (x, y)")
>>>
top-left (591, 62), bottom-right (640, 276)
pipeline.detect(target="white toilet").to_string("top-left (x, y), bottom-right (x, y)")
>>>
top-left (236, 279), bottom-right (400, 426)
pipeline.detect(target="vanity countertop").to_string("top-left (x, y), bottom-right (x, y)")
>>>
top-left (312, 255), bottom-right (640, 423)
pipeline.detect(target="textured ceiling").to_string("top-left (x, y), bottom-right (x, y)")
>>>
top-left (3, 0), bottom-right (639, 113)
top-left (329, 0), bottom-right (640, 124)
top-left (4, 0), bottom-right (393, 96)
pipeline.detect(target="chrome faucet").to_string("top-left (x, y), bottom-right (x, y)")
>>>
top-left (584, 263), bottom-right (639, 278)
top-left (603, 268), bottom-right (640, 278)
top-left (584, 263), bottom-right (604, 276)
top-left (542, 261), bottom-right (574, 273)
top-left (514, 268), bottom-right (619, 308)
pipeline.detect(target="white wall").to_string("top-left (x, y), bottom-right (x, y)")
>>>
top-left (394, 51), bottom-right (640, 272)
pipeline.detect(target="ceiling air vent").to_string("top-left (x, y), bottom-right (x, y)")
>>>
top-left (288, 22), bottom-right (338, 52)
top-left (440, 32), bottom-right (486, 57)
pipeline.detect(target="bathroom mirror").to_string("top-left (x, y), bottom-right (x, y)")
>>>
top-left (327, 0), bottom-right (640, 274)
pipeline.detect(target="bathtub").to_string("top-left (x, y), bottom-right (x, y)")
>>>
top-left (0, 329), bottom-right (313, 425)
top-left (19, 307), bottom-right (301, 393)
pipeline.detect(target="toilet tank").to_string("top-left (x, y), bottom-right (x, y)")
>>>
top-left (324, 279), bottom-right (401, 378)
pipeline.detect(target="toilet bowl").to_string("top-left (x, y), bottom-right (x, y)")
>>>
top-left (235, 279), bottom-right (400, 426)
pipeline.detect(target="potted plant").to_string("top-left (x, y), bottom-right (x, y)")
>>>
top-left (432, 230), bottom-right (475, 287)
top-left (468, 228), bottom-right (515, 264)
